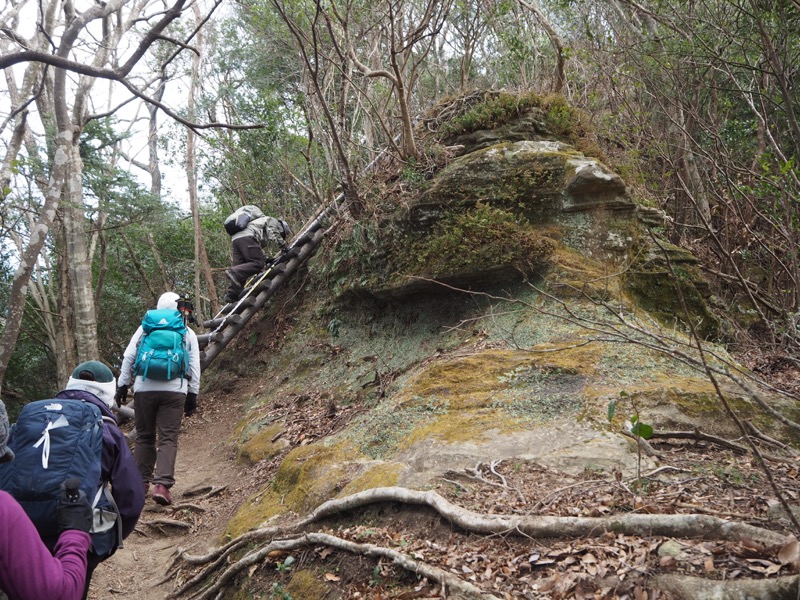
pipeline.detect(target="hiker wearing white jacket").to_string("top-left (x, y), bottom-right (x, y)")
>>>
top-left (116, 292), bottom-right (201, 506)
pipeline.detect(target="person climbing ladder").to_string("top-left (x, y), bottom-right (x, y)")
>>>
top-left (223, 205), bottom-right (292, 303)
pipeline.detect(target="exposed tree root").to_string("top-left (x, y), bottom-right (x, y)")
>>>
top-left (168, 486), bottom-right (792, 598)
top-left (652, 573), bottom-right (800, 599)
top-left (143, 518), bottom-right (192, 530)
top-left (305, 487), bottom-right (789, 544)
top-left (651, 429), bottom-right (793, 462)
top-left (175, 532), bottom-right (502, 600)
top-left (446, 459), bottom-right (526, 503)
top-left (171, 503), bottom-right (205, 513)
top-left (181, 484), bottom-right (228, 501)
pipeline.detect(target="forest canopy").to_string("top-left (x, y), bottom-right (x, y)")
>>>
top-left (0, 0), bottom-right (797, 402)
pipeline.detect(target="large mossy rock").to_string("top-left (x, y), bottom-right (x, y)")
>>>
top-left (411, 140), bottom-right (629, 227)
top-left (209, 92), bottom-right (780, 539)
top-left (338, 92), bottom-right (717, 338)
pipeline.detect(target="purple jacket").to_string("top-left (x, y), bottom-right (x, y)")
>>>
top-left (55, 390), bottom-right (145, 540)
top-left (0, 490), bottom-right (91, 600)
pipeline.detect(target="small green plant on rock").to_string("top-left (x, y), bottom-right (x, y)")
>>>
top-left (437, 91), bottom-right (544, 138)
top-left (276, 555), bottom-right (295, 574)
top-left (270, 582), bottom-right (293, 600)
top-left (608, 393), bottom-right (654, 482)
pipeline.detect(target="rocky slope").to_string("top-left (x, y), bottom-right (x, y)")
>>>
top-left (192, 91), bottom-right (800, 599)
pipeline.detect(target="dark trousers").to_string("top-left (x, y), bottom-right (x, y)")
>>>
top-left (228, 235), bottom-right (265, 293)
top-left (133, 391), bottom-right (186, 488)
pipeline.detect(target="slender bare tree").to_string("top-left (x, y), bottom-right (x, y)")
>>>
top-left (0, 0), bottom-right (225, 391)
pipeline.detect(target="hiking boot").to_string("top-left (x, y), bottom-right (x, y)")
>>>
top-left (152, 484), bottom-right (172, 506)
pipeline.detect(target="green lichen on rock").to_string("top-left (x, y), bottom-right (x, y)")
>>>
top-left (339, 462), bottom-right (403, 496)
top-left (623, 240), bottom-right (720, 339)
top-left (339, 346), bottom-right (600, 456)
top-left (400, 347), bottom-right (595, 404)
top-left (340, 395), bottom-right (450, 459)
top-left (238, 422), bottom-right (286, 464)
top-left (399, 411), bottom-right (509, 449)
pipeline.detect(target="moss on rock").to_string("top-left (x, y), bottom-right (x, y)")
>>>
top-left (225, 485), bottom-right (284, 539)
top-left (624, 241), bottom-right (720, 339)
top-left (349, 203), bottom-right (554, 300)
top-left (272, 441), bottom-right (366, 514)
top-left (428, 91), bottom-right (602, 158)
top-left (238, 422), bottom-right (287, 464)
top-left (400, 203), bottom-right (553, 279)
top-left (285, 569), bottom-right (330, 598)
top-left (413, 143), bottom-right (572, 225)
top-left (340, 462), bottom-right (403, 496)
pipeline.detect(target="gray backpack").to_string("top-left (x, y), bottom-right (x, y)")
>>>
top-left (224, 205), bottom-right (265, 236)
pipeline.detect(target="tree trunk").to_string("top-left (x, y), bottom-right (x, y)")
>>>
top-left (0, 136), bottom-right (69, 392)
top-left (518, 0), bottom-right (566, 93)
top-left (147, 232), bottom-right (170, 296)
top-left (62, 142), bottom-right (99, 361)
top-left (187, 1), bottom-right (219, 317)
top-left (148, 78), bottom-right (166, 197)
top-left (56, 229), bottom-right (76, 385)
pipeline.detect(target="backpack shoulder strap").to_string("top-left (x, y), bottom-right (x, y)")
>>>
top-left (92, 482), bottom-right (123, 550)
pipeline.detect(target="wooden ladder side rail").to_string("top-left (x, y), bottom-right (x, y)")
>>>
top-left (198, 227), bottom-right (325, 369)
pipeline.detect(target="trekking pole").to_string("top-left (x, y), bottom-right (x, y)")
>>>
top-left (210, 259), bottom-right (280, 326)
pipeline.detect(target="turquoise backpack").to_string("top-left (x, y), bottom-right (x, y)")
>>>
top-left (133, 308), bottom-right (188, 380)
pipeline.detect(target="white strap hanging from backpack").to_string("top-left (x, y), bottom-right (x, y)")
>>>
top-left (32, 415), bottom-right (70, 469)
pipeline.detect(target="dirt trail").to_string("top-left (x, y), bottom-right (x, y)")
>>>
top-left (88, 393), bottom-right (246, 600)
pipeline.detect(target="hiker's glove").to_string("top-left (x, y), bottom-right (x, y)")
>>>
top-left (185, 393), bottom-right (198, 417)
top-left (115, 384), bottom-right (128, 404)
top-left (57, 479), bottom-right (93, 534)
top-left (281, 245), bottom-right (289, 254)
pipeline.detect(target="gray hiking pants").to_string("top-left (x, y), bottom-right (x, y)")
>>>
top-left (133, 391), bottom-right (185, 488)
